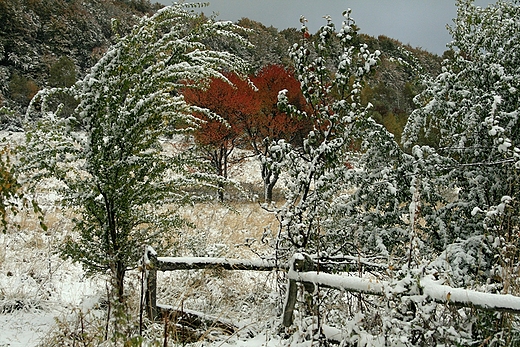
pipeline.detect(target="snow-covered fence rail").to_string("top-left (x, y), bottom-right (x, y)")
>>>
top-left (141, 246), bottom-right (285, 319)
top-left (282, 253), bottom-right (520, 327)
top-left (288, 270), bottom-right (520, 312)
top-left (141, 247), bottom-right (520, 329)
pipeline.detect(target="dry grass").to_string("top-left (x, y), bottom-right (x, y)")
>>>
top-left (143, 200), bottom-right (283, 340)
top-left (175, 201), bottom-right (277, 258)
top-left (153, 200), bottom-right (282, 333)
top-left (0, 205), bottom-right (82, 314)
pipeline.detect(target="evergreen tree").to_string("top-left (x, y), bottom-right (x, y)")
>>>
top-left (23, 3), bottom-right (249, 301)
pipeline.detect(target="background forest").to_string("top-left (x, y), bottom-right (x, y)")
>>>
top-left (1, 0), bottom-right (519, 346)
top-left (0, 0), bottom-right (442, 134)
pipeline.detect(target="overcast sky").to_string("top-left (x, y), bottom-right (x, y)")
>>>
top-left (156, 1), bottom-right (494, 55)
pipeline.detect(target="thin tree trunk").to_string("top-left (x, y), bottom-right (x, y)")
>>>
top-left (114, 261), bottom-right (125, 302)
top-left (218, 182), bottom-right (224, 202)
top-left (262, 163), bottom-right (279, 203)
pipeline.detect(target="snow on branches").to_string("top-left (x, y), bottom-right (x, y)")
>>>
top-left (22, 3), bottom-right (251, 300)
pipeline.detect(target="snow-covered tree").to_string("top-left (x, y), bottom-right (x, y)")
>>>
top-left (273, 10), bottom-right (403, 269)
top-left (270, 8), bottom-right (517, 344)
top-left (0, 133), bottom-right (43, 232)
top-left (272, 11), bottom-right (419, 342)
top-left (402, 0), bottom-right (520, 344)
top-left (404, 0), bottom-right (520, 285)
top-left (250, 64), bottom-right (311, 203)
top-left (22, 3), bottom-right (249, 300)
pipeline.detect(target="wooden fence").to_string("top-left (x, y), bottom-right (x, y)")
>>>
top-left (141, 246), bottom-right (285, 321)
top-left (141, 246), bottom-right (520, 331)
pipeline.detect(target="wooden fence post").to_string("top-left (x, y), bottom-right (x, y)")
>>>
top-left (283, 278), bottom-right (298, 327)
top-left (144, 247), bottom-right (158, 319)
top-left (282, 253), bottom-right (315, 327)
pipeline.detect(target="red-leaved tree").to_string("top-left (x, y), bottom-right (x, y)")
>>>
top-left (183, 72), bottom-right (260, 201)
top-left (249, 65), bottom-right (312, 202)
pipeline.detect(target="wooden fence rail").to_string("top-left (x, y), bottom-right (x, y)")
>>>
top-left (141, 246), bottom-right (285, 319)
top-left (141, 247), bottom-right (520, 330)
top-left (288, 269), bottom-right (520, 313)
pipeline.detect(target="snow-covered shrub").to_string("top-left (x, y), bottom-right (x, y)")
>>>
top-left (271, 9), bottom-right (420, 344)
top-left (401, 0), bottom-right (520, 344)
top-left (273, 9), bottom-right (385, 265)
top-left (269, 1), bottom-right (520, 344)
top-left (21, 2), bottom-right (250, 301)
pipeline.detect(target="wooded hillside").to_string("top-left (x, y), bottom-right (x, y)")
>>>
top-left (0, 0), bottom-right (442, 137)
top-left (0, 0), bottom-right (161, 127)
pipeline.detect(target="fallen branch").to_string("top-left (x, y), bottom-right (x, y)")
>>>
top-left (157, 304), bottom-right (237, 335)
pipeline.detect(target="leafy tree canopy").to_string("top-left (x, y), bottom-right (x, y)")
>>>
top-left (22, 2), bottom-right (250, 300)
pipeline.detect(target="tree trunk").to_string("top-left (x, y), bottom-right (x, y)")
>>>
top-left (264, 173), bottom-right (278, 203)
top-left (114, 261), bottom-right (126, 302)
top-left (262, 162), bottom-right (279, 203)
top-left (213, 147), bottom-right (226, 202)
top-left (217, 182), bottom-right (224, 202)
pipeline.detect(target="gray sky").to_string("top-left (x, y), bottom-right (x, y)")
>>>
top-left (157, 1), bottom-right (494, 55)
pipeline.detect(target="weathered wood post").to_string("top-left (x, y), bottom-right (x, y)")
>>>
top-left (282, 253), bottom-right (315, 327)
top-left (143, 246), bottom-right (158, 319)
top-left (282, 278), bottom-right (298, 327)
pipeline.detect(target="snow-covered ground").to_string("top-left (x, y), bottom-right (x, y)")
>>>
top-left (4, 131), bottom-right (519, 346)
top-left (1, 311), bottom-right (57, 346)
top-left (0, 202), bottom-right (278, 346)
top-left (0, 135), bottom-right (281, 345)
top-left (0, 234), bottom-right (102, 346)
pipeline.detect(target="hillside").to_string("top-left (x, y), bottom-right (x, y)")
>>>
top-left (0, 0), bottom-right (442, 138)
top-left (209, 18), bottom-right (443, 143)
top-left (0, 0), bottom-right (162, 127)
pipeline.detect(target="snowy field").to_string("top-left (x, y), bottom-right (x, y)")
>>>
top-left (4, 131), bottom-right (519, 346)
top-left (0, 204), bottom-right (280, 346)
top-left (0, 230), bottom-right (102, 346)
top-left (0, 135), bottom-right (283, 346)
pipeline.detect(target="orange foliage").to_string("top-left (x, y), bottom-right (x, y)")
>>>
top-left (184, 65), bottom-right (311, 153)
top-left (183, 72), bottom-right (260, 148)
top-left (250, 64), bottom-right (312, 148)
